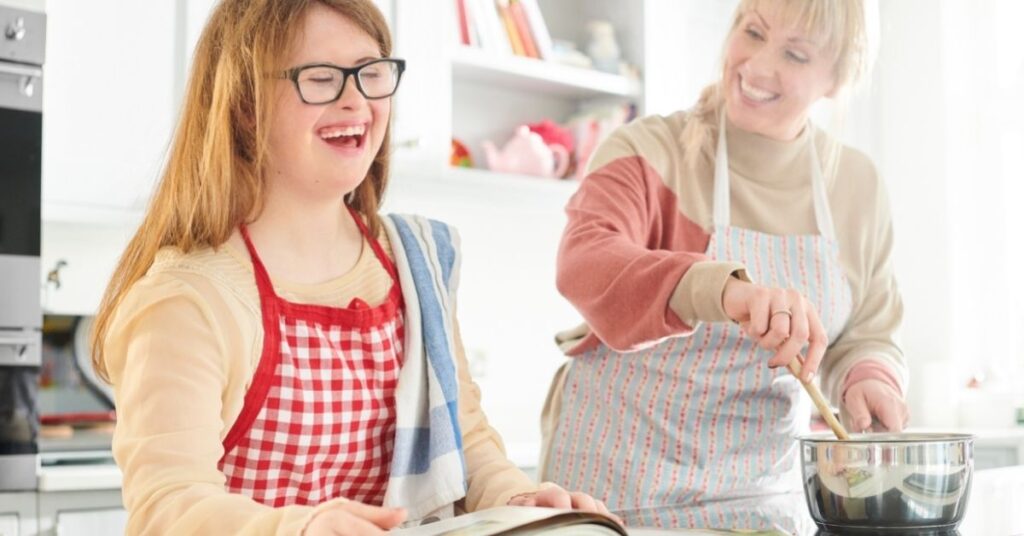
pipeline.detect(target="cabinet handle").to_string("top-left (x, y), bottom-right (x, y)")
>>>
top-left (4, 16), bottom-right (25, 41)
top-left (47, 259), bottom-right (68, 290)
top-left (0, 62), bottom-right (41, 78)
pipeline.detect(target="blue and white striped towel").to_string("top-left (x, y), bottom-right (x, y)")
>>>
top-left (382, 213), bottom-right (467, 520)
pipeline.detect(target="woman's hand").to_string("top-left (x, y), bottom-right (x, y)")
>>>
top-left (508, 483), bottom-right (622, 525)
top-left (722, 278), bottom-right (828, 381)
top-left (843, 379), bottom-right (910, 432)
top-left (305, 500), bottom-right (406, 536)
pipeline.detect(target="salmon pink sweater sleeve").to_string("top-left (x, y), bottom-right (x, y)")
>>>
top-left (556, 132), bottom-right (747, 355)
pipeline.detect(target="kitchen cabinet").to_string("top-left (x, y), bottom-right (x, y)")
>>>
top-left (37, 489), bottom-right (125, 536)
top-left (40, 220), bottom-right (136, 316)
top-left (0, 492), bottom-right (37, 536)
top-left (42, 0), bottom-right (177, 222)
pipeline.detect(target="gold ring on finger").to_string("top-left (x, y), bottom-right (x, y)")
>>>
top-left (770, 309), bottom-right (793, 320)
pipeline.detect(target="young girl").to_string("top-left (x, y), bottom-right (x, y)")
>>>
top-left (92, 1), bottom-right (610, 534)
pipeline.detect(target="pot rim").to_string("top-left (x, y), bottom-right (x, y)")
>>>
top-left (799, 432), bottom-right (975, 444)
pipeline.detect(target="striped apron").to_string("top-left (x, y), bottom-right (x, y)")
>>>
top-left (543, 119), bottom-right (854, 509)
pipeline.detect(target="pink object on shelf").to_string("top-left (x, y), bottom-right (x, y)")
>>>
top-left (482, 125), bottom-right (570, 178)
top-left (528, 119), bottom-right (575, 154)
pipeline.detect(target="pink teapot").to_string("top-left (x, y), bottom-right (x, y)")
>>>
top-left (482, 126), bottom-right (570, 178)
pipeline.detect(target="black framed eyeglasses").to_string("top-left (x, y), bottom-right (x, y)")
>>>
top-left (280, 58), bottom-right (406, 104)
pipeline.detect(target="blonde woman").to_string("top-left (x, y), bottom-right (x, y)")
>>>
top-left (541, 0), bottom-right (909, 510)
top-left (92, 1), bottom-right (612, 534)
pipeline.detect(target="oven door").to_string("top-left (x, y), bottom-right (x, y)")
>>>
top-left (0, 61), bottom-right (43, 330)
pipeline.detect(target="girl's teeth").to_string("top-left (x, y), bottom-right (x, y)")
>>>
top-left (321, 125), bottom-right (366, 139)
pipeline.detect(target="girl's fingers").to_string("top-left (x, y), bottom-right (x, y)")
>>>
top-left (569, 491), bottom-right (598, 513)
top-left (534, 486), bottom-right (573, 509)
top-left (338, 502), bottom-right (407, 529)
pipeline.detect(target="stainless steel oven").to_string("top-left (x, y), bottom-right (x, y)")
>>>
top-left (0, 4), bottom-right (45, 492)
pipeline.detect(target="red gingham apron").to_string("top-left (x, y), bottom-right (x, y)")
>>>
top-left (218, 207), bottom-right (404, 507)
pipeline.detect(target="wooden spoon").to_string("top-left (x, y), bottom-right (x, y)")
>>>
top-left (788, 357), bottom-right (851, 440)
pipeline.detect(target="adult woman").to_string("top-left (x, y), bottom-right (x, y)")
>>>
top-left (541, 0), bottom-right (909, 510)
top-left (92, 1), bottom-right (610, 534)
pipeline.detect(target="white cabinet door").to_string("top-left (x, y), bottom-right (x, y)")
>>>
top-left (0, 515), bottom-right (19, 536)
top-left (0, 492), bottom-right (38, 536)
top-left (41, 220), bottom-right (137, 316)
top-left (37, 489), bottom-right (125, 536)
top-left (55, 509), bottom-right (128, 536)
top-left (42, 0), bottom-right (178, 218)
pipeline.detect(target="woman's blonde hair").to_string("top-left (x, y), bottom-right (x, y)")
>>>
top-left (682, 0), bottom-right (873, 174)
top-left (90, 0), bottom-right (394, 381)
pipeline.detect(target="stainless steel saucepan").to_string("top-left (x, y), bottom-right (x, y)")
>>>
top-left (800, 433), bottom-right (974, 534)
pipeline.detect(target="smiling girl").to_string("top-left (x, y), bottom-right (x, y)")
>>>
top-left (91, 1), bottom-right (609, 534)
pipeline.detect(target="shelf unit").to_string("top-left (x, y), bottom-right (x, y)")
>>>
top-left (391, 0), bottom-right (658, 183)
top-left (387, 0), bottom-right (666, 464)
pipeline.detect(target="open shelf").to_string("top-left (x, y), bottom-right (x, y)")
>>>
top-left (451, 45), bottom-right (642, 99)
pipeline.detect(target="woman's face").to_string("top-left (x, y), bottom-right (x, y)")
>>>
top-left (723, 4), bottom-right (838, 140)
top-left (266, 3), bottom-right (390, 201)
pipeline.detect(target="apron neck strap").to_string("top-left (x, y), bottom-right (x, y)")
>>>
top-left (347, 205), bottom-right (401, 283)
top-left (239, 224), bottom-right (278, 299)
top-left (712, 110), bottom-right (837, 241)
top-left (238, 206), bottom-right (400, 299)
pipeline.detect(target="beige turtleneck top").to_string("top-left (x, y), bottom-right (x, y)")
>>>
top-left (555, 110), bottom-right (906, 406)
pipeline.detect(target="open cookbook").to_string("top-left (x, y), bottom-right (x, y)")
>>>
top-left (391, 506), bottom-right (627, 535)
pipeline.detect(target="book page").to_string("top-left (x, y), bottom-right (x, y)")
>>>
top-left (392, 507), bottom-right (623, 536)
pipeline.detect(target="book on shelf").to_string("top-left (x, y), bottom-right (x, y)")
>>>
top-left (456, 0), bottom-right (553, 60)
top-left (464, 0), bottom-right (512, 55)
top-left (495, 0), bottom-right (527, 57)
top-left (508, 0), bottom-right (539, 59)
top-left (391, 506), bottom-right (625, 536)
top-left (516, 0), bottom-right (553, 60)
top-left (454, 0), bottom-right (475, 46)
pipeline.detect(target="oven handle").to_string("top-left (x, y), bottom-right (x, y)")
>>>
top-left (0, 62), bottom-right (42, 79)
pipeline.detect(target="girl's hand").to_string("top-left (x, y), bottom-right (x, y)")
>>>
top-left (305, 500), bottom-right (407, 536)
top-left (722, 278), bottom-right (828, 382)
top-left (508, 483), bottom-right (623, 525)
top-left (843, 379), bottom-right (910, 432)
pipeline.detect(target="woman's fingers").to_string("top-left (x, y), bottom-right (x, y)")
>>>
top-left (801, 302), bottom-right (828, 380)
top-left (758, 290), bottom-right (792, 350)
top-left (768, 293), bottom-right (816, 371)
top-left (736, 286), bottom-right (828, 380)
top-left (843, 387), bottom-right (873, 432)
top-left (747, 289), bottom-right (772, 337)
